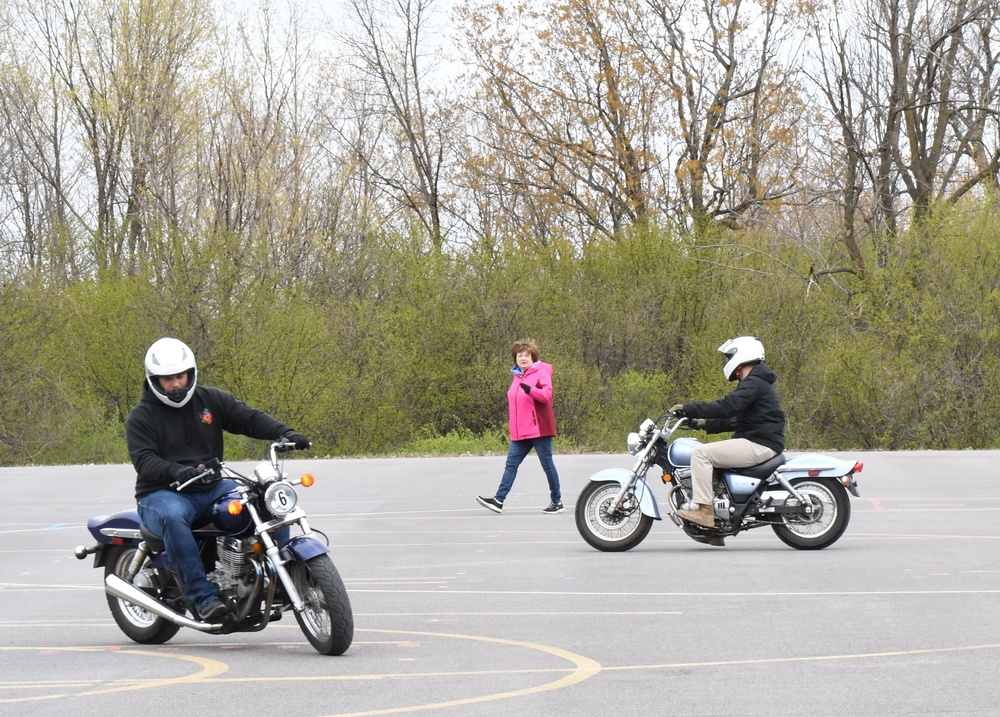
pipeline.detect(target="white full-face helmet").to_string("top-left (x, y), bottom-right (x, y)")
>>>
top-left (144, 338), bottom-right (197, 408)
top-left (718, 336), bottom-right (765, 381)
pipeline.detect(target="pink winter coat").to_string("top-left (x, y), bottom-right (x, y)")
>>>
top-left (507, 361), bottom-right (557, 440)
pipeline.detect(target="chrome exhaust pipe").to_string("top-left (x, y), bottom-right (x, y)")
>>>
top-left (105, 574), bottom-right (219, 633)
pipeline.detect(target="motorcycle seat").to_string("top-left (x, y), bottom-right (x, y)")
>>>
top-left (739, 453), bottom-right (786, 479)
top-left (139, 525), bottom-right (166, 553)
top-left (139, 523), bottom-right (223, 554)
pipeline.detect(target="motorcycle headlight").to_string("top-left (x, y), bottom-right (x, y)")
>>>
top-left (626, 431), bottom-right (643, 455)
top-left (264, 482), bottom-right (298, 515)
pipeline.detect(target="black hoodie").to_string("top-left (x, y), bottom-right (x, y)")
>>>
top-left (126, 382), bottom-right (291, 499)
top-left (681, 361), bottom-right (786, 454)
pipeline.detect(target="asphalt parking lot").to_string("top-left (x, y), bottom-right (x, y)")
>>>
top-left (2, 450), bottom-right (999, 716)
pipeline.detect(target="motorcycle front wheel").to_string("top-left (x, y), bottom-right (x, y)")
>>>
top-left (103, 545), bottom-right (180, 644)
top-left (290, 555), bottom-right (354, 655)
top-left (772, 477), bottom-right (851, 550)
top-left (575, 480), bottom-right (653, 552)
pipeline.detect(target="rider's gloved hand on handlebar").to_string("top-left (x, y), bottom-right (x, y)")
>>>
top-left (283, 430), bottom-right (311, 450)
top-left (175, 465), bottom-right (200, 483)
top-left (669, 404), bottom-right (686, 416)
top-left (197, 459), bottom-right (223, 482)
top-left (687, 418), bottom-right (706, 429)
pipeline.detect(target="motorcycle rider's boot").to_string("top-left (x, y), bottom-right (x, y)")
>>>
top-left (691, 535), bottom-right (725, 547)
top-left (198, 599), bottom-right (230, 623)
top-left (677, 503), bottom-right (715, 528)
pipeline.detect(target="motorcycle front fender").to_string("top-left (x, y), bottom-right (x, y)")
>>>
top-left (280, 534), bottom-right (329, 563)
top-left (588, 468), bottom-right (662, 520)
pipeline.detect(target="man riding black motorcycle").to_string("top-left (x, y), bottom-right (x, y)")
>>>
top-left (671, 336), bottom-right (786, 538)
top-left (125, 337), bottom-right (311, 622)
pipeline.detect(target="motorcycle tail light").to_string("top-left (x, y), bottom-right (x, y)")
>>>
top-left (299, 473), bottom-right (314, 487)
top-left (853, 462), bottom-right (864, 473)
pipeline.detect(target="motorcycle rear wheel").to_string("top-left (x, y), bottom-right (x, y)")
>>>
top-left (575, 480), bottom-right (654, 552)
top-left (291, 555), bottom-right (354, 655)
top-left (771, 477), bottom-right (851, 550)
top-left (104, 545), bottom-right (180, 644)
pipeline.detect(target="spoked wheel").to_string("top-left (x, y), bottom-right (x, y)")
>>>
top-left (575, 480), bottom-right (654, 552)
top-left (291, 555), bottom-right (354, 655)
top-left (104, 545), bottom-right (180, 644)
top-left (772, 477), bottom-right (851, 550)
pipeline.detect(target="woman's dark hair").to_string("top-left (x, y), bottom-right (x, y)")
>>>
top-left (510, 339), bottom-right (540, 362)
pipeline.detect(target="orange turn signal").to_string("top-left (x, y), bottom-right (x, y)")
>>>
top-left (300, 473), bottom-right (315, 488)
top-left (227, 500), bottom-right (243, 515)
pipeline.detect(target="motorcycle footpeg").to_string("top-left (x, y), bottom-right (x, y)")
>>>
top-left (667, 511), bottom-right (683, 527)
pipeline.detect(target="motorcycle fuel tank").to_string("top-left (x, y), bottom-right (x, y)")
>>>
top-left (211, 491), bottom-right (253, 533)
top-left (667, 437), bottom-right (702, 467)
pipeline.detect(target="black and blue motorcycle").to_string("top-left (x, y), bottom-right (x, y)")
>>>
top-left (75, 441), bottom-right (353, 655)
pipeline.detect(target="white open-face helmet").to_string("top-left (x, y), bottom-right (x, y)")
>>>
top-left (144, 338), bottom-right (197, 408)
top-left (718, 336), bottom-right (765, 381)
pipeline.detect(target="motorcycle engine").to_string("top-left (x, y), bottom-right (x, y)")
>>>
top-left (207, 536), bottom-right (254, 596)
top-left (674, 472), bottom-right (732, 521)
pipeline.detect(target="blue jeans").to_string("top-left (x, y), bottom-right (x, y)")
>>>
top-left (495, 437), bottom-right (561, 504)
top-left (137, 479), bottom-right (238, 610)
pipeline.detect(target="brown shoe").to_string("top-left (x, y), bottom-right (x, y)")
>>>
top-left (677, 503), bottom-right (715, 528)
top-left (691, 535), bottom-right (725, 547)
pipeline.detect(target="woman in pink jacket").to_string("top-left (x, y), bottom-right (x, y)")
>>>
top-left (477, 339), bottom-right (563, 514)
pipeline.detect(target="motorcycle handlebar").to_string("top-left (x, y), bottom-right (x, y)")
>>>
top-left (273, 440), bottom-right (299, 454)
top-left (171, 461), bottom-right (223, 492)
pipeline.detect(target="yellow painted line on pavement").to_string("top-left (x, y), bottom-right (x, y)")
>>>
top-left (0, 629), bottom-right (599, 712)
top-left (318, 628), bottom-right (602, 717)
top-left (0, 646), bottom-right (228, 703)
top-left (602, 641), bottom-right (1000, 672)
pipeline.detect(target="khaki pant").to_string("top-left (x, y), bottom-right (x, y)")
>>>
top-left (689, 439), bottom-right (777, 505)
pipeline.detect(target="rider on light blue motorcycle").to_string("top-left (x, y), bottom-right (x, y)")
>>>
top-left (671, 336), bottom-right (787, 535)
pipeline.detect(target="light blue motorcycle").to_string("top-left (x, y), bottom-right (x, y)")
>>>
top-left (575, 414), bottom-right (863, 551)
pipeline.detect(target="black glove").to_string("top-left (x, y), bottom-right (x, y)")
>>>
top-left (520, 383), bottom-right (531, 394)
top-left (283, 430), bottom-right (311, 450)
top-left (197, 458), bottom-right (223, 482)
top-left (687, 418), bottom-right (706, 429)
top-left (175, 465), bottom-right (200, 483)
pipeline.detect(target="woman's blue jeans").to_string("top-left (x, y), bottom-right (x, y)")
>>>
top-left (137, 479), bottom-right (238, 611)
top-left (495, 436), bottom-right (561, 503)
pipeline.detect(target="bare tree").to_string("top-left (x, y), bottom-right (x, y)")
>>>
top-left (456, 0), bottom-right (661, 241)
top-left (193, 0), bottom-right (326, 286)
top-left (330, 0), bottom-right (455, 249)
top-left (114, 0), bottom-right (212, 273)
top-left (0, 0), bottom-right (86, 279)
top-left (808, 0), bottom-right (1000, 249)
top-left (635, 0), bottom-right (805, 236)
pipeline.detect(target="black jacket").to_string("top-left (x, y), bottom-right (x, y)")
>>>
top-left (681, 361), bottom-right (786, 454)
top-left (126, 383), bottom-right (291, 499)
